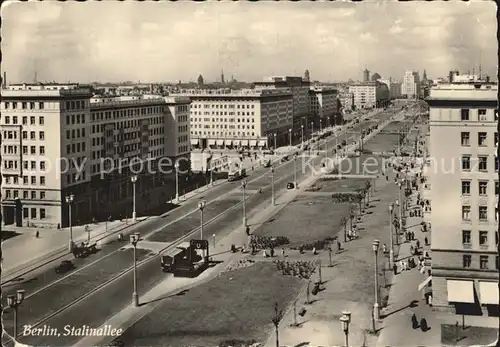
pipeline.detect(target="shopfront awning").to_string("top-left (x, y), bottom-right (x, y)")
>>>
top-left (241, 140), bottom-right (249, 146)
top-left (249, 140), bottom-right (257, 146)
top-left (190, 138), bottom-right (199, 145)
top-left (258, 139), bottom-right (267, 147)
top-left (208, 139), bottom-right (216, 145)
top-left (216, 139), bottom-right (224, 146)
top-left (226, 140), bottom-right (232, 146)
top-left (233, 140), bottom-right (240, 146)
top-left (479, 281), bottom-right (499, 305)
top-left (418, 276), bottom-right (432, 291)
top-left (447, 280), bottom-right (474, 303)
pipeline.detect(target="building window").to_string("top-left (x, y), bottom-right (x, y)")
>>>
top-left (462, 206), bottom-right (471, 221)
top-left (23, 208), bottom-right (28, 219)
top-left (39, 116), bottom-right (44, 125)
top-left (461, 181), bottom-right (471, 195)
top-left (462, 230), bottom-right (471, 244)
top-left (31, 208), bottom-right (37, 219)
top-left (463, 254), bottom-right (471, 268)
top-left (40, 191), bottom-right (45, 199)
top-left (478, 181), bottom-right (488, 195)
top-left (479, 256), bottom-right (489, 270)
top-left (479, 231), bottom-right (488, 245)
top-left (478, 132), bottom-right (487, 146)
top-left (461, 109), bottom-right (470, 121)
top-left (478, 156), bottom-right (488, 172)
top-left (479, 206), bottom-right (488, 221)
top-left (40, 208), bottom-right (46, 219)
top-left (460, 132), bottom-right (470, 146)
top-left (496, 256), bottom-right (499, 270)
top-left (478, 109), bottom-right (487, 121)
top-left (495, 156), bottom-right (499, 172)
top-left (461, 155), bottom-right (471, 170)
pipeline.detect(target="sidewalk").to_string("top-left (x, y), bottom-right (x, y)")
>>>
top-left (74, 156), bottom-right (324, 347)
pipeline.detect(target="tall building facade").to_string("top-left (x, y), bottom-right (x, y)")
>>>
top-left (308, 86), bottom-right (338, 127)
top-left (363, 69), bottom-right (370, 82)
top-left (348, 81), bottom-right (390, 109)
top-left (1, 84), bottom-right (190, 228)
top-left (174, 88), bottom-right (294, 150)
top-left (402, 71), bottom-right (421, 99)
top-left (426, 82), bottom-right (499, 313)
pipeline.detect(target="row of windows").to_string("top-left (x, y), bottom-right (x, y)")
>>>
top-left (462, 254), bottom-right (498, 270)
top-left (3, 102), bottom-right (45, 110)
top-left (178, 125), bottom-right (188, 133)
top-left (461, 205), bottom-right (497, 222)
top-left (460, 131), bottom-right (498, 147)
top-left (65, 114), bottom-right (87, 126)
top-left (3, 190), bottom-right (46, 200)
top-left (460, 108), bottom-right (498, 121)
top-left (22, 207), bottom-right (46, 220)
top-left (3, 177), bottom-right (47, 191)
top-left (192, 124), bottom-right (256, 130)
top-left (461, 180), bottom-right (499, 195)
top-left (461, 155), bottom-right (498, 172)
top-left (191, 111), bottom-right (256, 116)
top-left (66, 142), bottom-right (87, 154)
top-left (4, 173), bottom-right (47, 185)
top-left (462, 230), bottom-right (498, 246)
top-left (90, 107), bottom-right (164, 122)
top-left (66, 128), bottom-right (86, 140)
top-left (65, 100), bottom-right (86, 110)
top-left (67, 171), bottom-right (87, 184)
top-left (177, 135), bottom-right (188, 143)
top-left (192, 131), bottom-right (256, 136)
top-left (2, 115), bottom-right (45, 126)
top-left (192, 103), bottom-right (255, 109)
top-left (192, 118), bottom-right (256, 123)
top-left (178, 145), bottom-right (189, 153)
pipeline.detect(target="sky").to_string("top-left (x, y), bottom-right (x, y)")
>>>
top-left (1, 0), bottom-right (497, 84)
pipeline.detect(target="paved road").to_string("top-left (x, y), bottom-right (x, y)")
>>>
top-left (7, 110), bottom-right (396, 346)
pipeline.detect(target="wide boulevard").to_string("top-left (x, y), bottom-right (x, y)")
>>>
top-left (3, 107), bottom-right (401, 346)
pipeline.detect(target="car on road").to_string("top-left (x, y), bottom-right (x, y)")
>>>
top-left (341, 140), bottom-right (347, 146)
top-left (55, 260), bottom-right (75, 274)
top-left (337, 144), bottom-right (342, 149)
top-left (286, 182), bottom-right (295, 189)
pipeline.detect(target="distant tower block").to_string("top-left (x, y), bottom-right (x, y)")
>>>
top-left (363, 69), bottom-right (370, 82)
top-left (304, 69), bottom-right (310, 82)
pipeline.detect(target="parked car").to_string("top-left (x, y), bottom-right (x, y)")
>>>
top-left (55, 260), bottom-right (75, 274)
top-left (286, 182), bottom-right (295, 189)
top-left (341, 140), bottom-right (347, 146)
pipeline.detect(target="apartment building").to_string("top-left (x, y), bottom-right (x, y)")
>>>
top-left (339, 92), bottom-right (354, 113)
top-left (402, 70), bottom-right (421, 99)
top-left (348, 81), bottom-right (390, 110)
top-left (173, 88), bottom-right (293, 150)
top-left (1, 84), bottom-right (190, 228)
top-left (309, 86), bottom-right (338, 128)
top-left (426, 82), bottom-right (499, 314)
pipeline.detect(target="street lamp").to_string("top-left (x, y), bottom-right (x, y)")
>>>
top-left (174, 162), bottom-right (180, 202)
top-left (311, 121), bottom-right (314, 137)
top-left (293, 153), bottom-right (298, 189)
top-left (271, 166), bottom-right (275, 206)
top-left (372, 240), bottom-right (380, 320)
top-left (320, 119), bottom-right (323, 133)
top-left (388, 204), bottom-right (394, 267)
top-left (273, 133), bottom-right (277, 150)
top-left (340, 311), bottom-right (351, 347)
top-left (272, 302), bottom-right (283, 347)
top-left (130, 232), bottom-right (140, 307)
top-left (198, 200), bottom-right (206, 240)
top-left (301, 124), bottom-right (304, 145)
top-left (7, 289), bottom-right (25, 338)
top-left (288, 128), bottom-right (292, 147)
top-left (397, 182), bottom-right (403, 236)
top-left (241, 180), bottom-right (248, 227)
top-left (131, 175), bottom-right (138, 222)
top-left (65, 194), bottom-right (75, 252)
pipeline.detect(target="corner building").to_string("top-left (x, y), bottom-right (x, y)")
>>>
top-left (426, 82), bottom-right (499, 315)
top-left (1, 84), bottom-right (190, 228)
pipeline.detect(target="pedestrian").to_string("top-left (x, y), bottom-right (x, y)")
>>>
top-left (299, 245), bottom-right (305, 254)
top-left (424, 237), bottom-right (428, 246)
top-left (385, 175), bottom-right (389, 181)
top-left (262, 249), bottom-right (267, 258)
top-left (337, 239), bottom-right (341, 252)
top-left (393, 263), bottom-right (398, 275)
top-left (410, 245), bottom-right (414, 254)
top-left (282, 248), bottom-right (286, 257)
top-left (312, 247), bottom-right (317, 255)
top-left (270, 247), bottom-right (275, 257)
top-left (35, 230), bottom-right (40, 238)
top-left (416, 240), bottom-right (420, 249)
top-left (420, 318), bottom-right (428, 332)
top-left (245, 226), bottom-right (250, 236)
top-left (411, 313), bottom-right (419, 329)
top-left (383, 244), bottom-right (387, 253)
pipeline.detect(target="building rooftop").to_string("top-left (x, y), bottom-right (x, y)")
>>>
top-left (172, 88), bottom-right (292, 97)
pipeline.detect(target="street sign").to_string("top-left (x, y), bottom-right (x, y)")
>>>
top-left (190, 239), bottom-right (209, 250)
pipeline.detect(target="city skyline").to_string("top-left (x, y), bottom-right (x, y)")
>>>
top-left (1, 1), bottom-right (497, 84)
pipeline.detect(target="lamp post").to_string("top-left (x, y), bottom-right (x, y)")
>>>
top-left (174, 162), bottom-right (180, 202)
top-left (198, 200), bottom-right (206, 240)
top-left (273, 133), bottom-right (277, 150)
top-left (293, 153), bottom-right (298, 189)
top-left (301, 124), bottom-right (304, 145)
top-left (65, 194), bottom-right (75, 252)
top-left (131, 175), bottom-right (138, 222)
top-left (320, 119), bottom-right (323, 133)
top-left (311, 121), bottom-right (314, 138)
top-left (340, 311), bottom-right (351, 347)
top-left (241, 180), bottom-right (248, 227)
top-left (289, 128), bottom-right (292, 147)
top-left (130, 232), bottom-right (140, 307)
top-left (272, 302), bottom-right (283, 347)
top-left (372, 240), bottom-right (380, 320)
top-left (271, 166), bottom-right (275, 206)
top-left (397, 182), bottom-right (403, 237)
top-left (7, 289), bottom-right (25, 338)
top-left (388, 204), bottom-right (394, 267)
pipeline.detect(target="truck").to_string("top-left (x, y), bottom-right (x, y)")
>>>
top-left (160, 240), bottom-right (209, 278)
top-left (261, 159), bottom-right (271, 167)
top-left (228, 167), bottom-right (246, 181)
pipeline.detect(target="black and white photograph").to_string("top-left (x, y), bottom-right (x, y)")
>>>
top-left (0, 1), bottom-right (498, 346)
